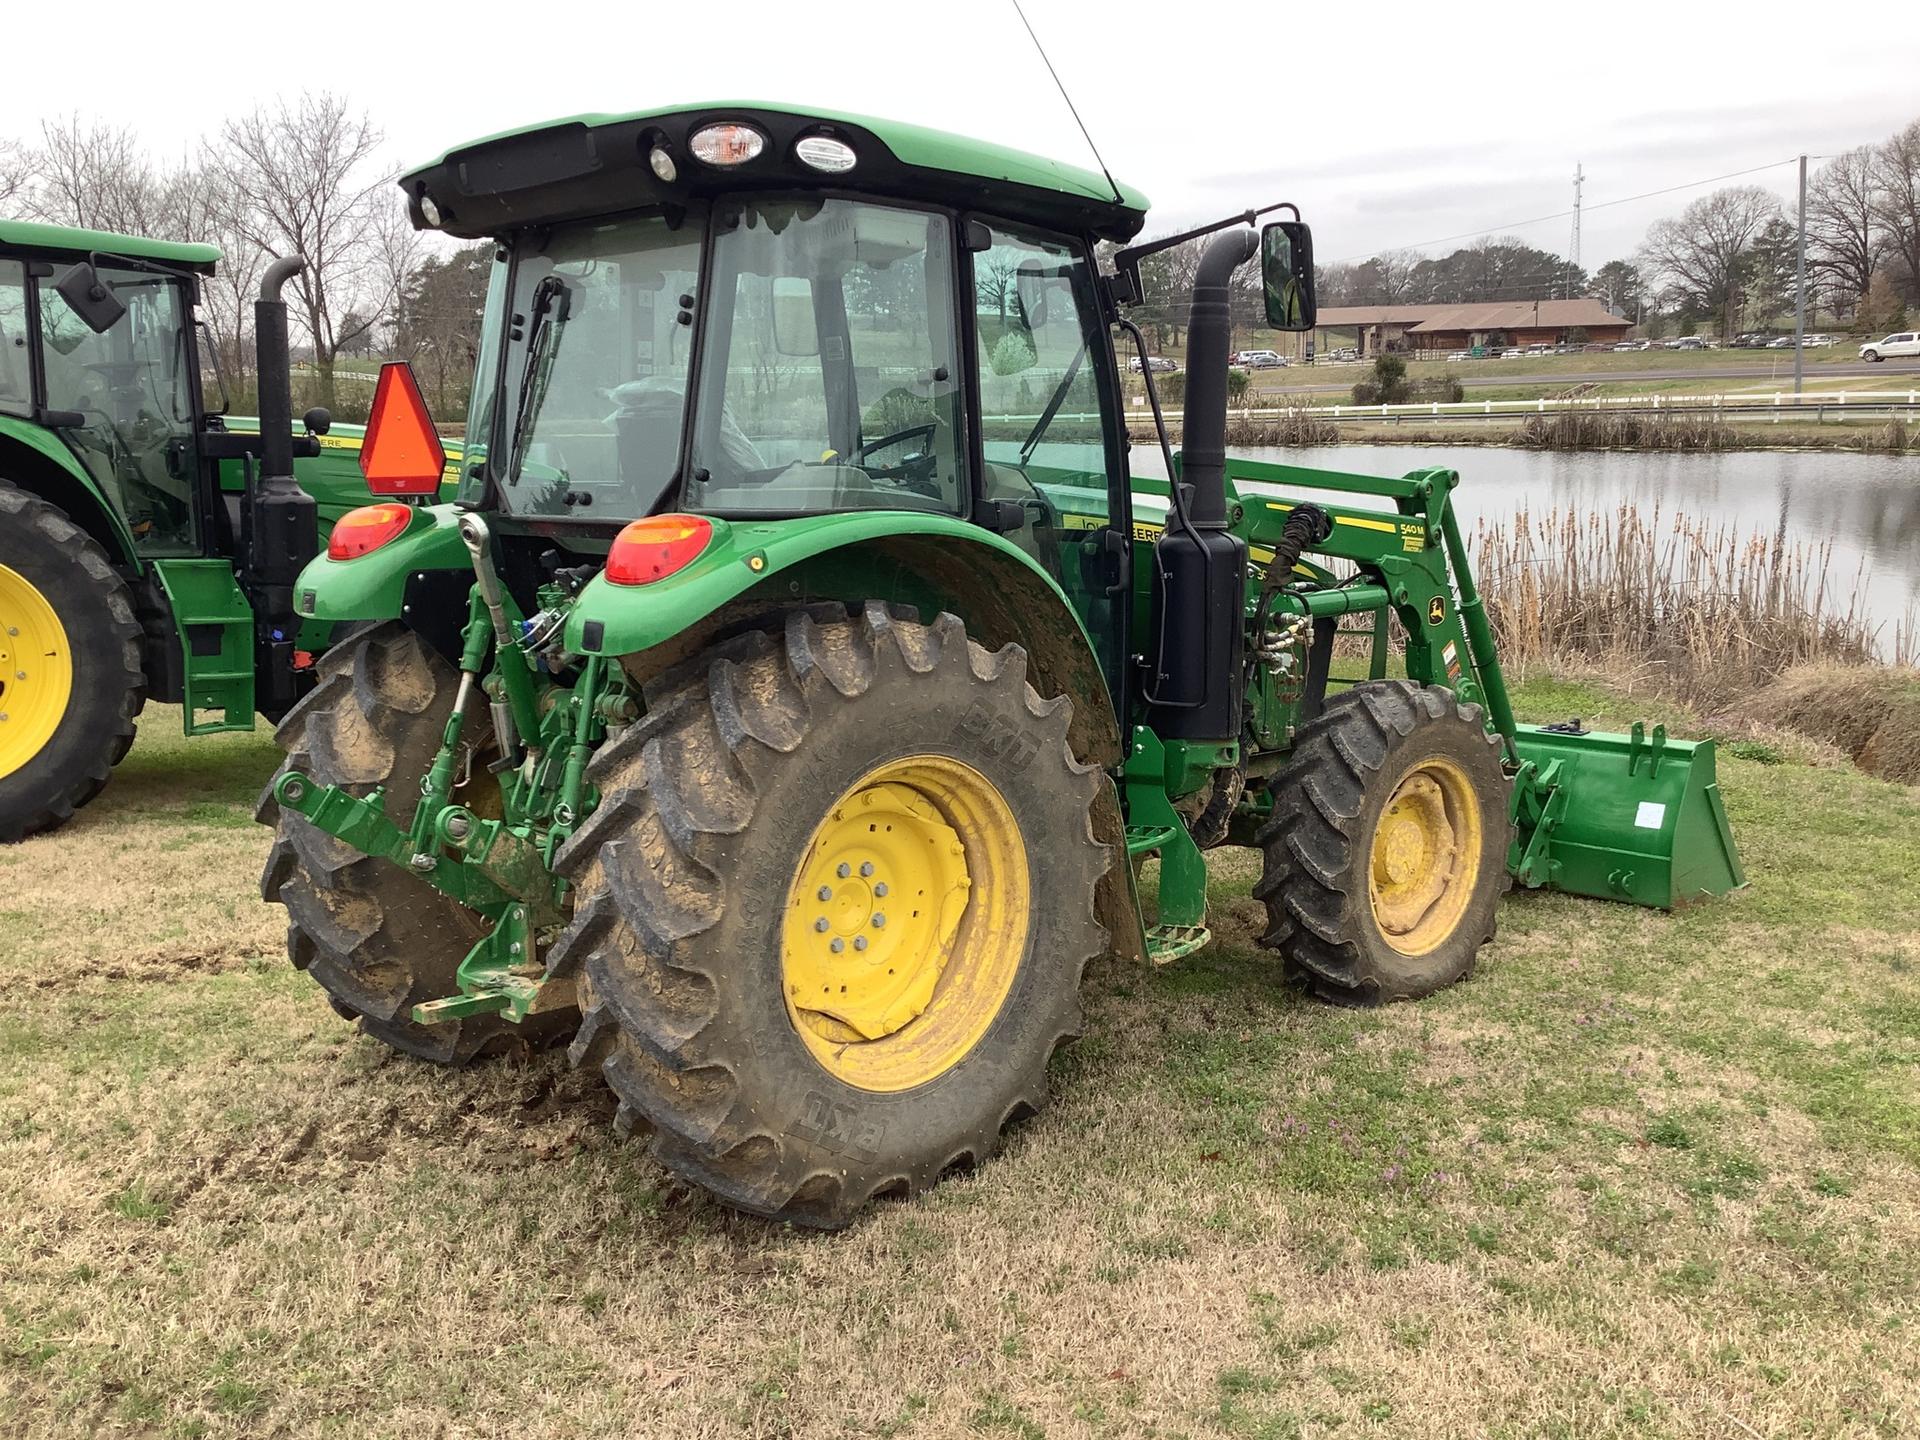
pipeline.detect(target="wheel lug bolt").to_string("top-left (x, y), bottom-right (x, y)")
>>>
top-left (814, 917), bottom-right (829, 932)
top-left (860, 861), bottom-right (874, 877)
top-left (837, 863), bottom-right (851, 878)
top-left (854, 936), bottom-right (868, 951)
top-left (817, 885), bottom-right (832, 901)
top-left (872, 914), bottom-right (885, 928)
top-left (873, 882), bottom-right (888, 897)
top-left (830, 938), bottom-right (845, 953)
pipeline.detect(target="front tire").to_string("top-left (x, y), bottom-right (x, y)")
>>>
top-left (1254, 681), bottom-right (1510, 1003)
top-left (551, 604), bottom-right (1110, 1228)
top-left (258, 623), bottom-right (578, 1063)
top-left (0, 482), bottom-right (143, 843)
top-left (1863, 349), bottom-right (1881, 362)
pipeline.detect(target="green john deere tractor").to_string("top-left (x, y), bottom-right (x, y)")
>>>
top-left (260, 104), bottom-right (1743, 1227)
top-left (0, 220), bottom-right (448, 842)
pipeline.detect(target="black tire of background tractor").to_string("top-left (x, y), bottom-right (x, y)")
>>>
top-left (1253, 680), bottom-right (1510, 1004)
top-left (0, 481), bottom-right (143, 844)
top-left (257, 622), bottom-right (579, 1063)
top-left (549, 603), bottom-right (1110, 1229)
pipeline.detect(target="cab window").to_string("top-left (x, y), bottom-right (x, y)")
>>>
top-left (38, 268), bottom-right (197, 551)
top-left (969, 222), bottom-right (1124, 696)
top-left (0, 260), bottom-right (28, 413)
top-left (686, 198), bottom-right (964, 516)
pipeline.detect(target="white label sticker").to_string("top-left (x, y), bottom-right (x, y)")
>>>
top-left (1634, 801), bottom-right (1667, 830)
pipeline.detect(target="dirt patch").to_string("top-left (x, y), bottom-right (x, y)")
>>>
top-left (29, 938), bottom-right (271, 989)
top-left (1749, 662), bottom-right (1920, 783)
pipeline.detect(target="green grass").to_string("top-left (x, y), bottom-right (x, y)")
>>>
top-left (0, 688), bottom-right (1916, 1436)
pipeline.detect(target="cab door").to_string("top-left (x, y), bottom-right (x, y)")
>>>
top-left (35, 265), bottom-right (202, 554)
top-left (965, 220), bottom-right (1131, 713)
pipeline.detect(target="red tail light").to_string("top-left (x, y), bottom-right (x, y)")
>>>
top-left (606, 514), bottom-right (714, 585)
top-left (328, 503), bottom-right (414, 560)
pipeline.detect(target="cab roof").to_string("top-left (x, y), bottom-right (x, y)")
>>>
top-left (0, 218), bottom-right (220, 272)
top-left (400, 102), bottom-right (1150, 244)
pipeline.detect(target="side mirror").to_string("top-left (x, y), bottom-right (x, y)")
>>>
top-left (303, 406), bottom-right (332, 436)
top-left (1261, 221), bottom-right (1316, 331)
top-left (52, 261), bottom-right (126, 334)
top-left (771, 276), bottom-right (819, 357)
top-left (1014, 259), bottom-right (1051, 330)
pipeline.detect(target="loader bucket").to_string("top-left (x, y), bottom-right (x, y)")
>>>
top-left (1508, 721), bottom-right (1745, 909)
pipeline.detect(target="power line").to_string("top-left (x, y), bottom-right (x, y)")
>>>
top-left (1329, 156), bottom-right (1796, 264)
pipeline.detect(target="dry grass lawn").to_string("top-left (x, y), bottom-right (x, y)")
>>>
top-left (2, 681), bottom-right (1917, 1439)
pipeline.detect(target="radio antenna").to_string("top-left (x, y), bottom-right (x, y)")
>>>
top-left (1010, 0), bottom-right (1125, 206)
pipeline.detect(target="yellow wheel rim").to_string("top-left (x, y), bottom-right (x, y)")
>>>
top-left (781, 755), bottom-right (1030, 1093)
top-left (1367, 756), bottom-right (1483, 956)
top-left (0, 564), bottom-right (74, 783)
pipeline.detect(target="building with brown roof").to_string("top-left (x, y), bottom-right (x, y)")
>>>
top-left (1316, 299), bottom-right (1631, 355)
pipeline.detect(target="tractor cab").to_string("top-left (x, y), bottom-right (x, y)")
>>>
top-left (401, 107), bottom-right (1159, 708)
top-left (0, 224), bottom-right (220, 555)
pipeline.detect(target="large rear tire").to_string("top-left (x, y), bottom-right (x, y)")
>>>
top-left (0, 481), bottom-right (143, 844)
top-left (258, 622), bottom-right (578, 1063)
top-left (551, 604), bottom-right (1110, 1228)
top-left (1254, 680), bottom-right (1510, 1003)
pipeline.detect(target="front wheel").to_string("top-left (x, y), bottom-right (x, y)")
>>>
top-left (551, 604), bottom-right (1110, 1228)
top-left (1863, 350), bottom-right (1881, 362)
top-left (1254, 681), bottom-right (1511, 1003)
top-left (0, 482), bottom-right (143, 843)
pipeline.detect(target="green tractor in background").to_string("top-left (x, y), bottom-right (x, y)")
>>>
top-left (0, 220), bottom-right (446, 841)
top-left (260, 105), bottom-right (1743, 1227)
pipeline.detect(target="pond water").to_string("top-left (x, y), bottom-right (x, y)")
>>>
top-left (1134, 443), bottom-right (1920, 641)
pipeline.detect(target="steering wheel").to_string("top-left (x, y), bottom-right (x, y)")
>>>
top-left (858, 423), bottom-right (940, 495)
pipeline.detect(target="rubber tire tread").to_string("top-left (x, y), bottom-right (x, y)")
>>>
top-left (550, 603), bottom-right (1110, 1228)
top-left (0, 480), bottom-right (143, 843)
top-left (1253, 680), bottom-right (1510, 1004)
top-left (257, 622), bottom-right (578, 1063)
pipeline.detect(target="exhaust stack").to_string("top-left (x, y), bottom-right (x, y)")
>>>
top-left (1144, 229), bottom-right (1257, 741)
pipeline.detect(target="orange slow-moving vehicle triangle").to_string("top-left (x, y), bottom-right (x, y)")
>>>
top-left (360, 362), bottom-right (446, 497)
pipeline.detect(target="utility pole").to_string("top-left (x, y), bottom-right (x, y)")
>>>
top-left (1793, 153), bottom-right (1807, 396)
top-left (1569, 163), bottom-right (1584, 295)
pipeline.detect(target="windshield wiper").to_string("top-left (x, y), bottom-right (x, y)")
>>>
top-left (1019, 339), bottom-right (1087, 467)
top-left (503, 275), bottom-right (571, 487)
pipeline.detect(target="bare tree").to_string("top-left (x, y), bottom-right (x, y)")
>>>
top-left (1638, 185), bottom-right (1780, 340)
top-left (1873, 120), bottom-right (1920, 305)
top-left (0, 137), bottom-right (30, 211)
top-left (1807, 146), bottom-right (1883, 315)
top-left (25, 116), bottom-right (173, 234)
top-left (213, 93), bottom-right (394, 409)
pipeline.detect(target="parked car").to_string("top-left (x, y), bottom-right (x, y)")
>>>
top-left (1129, 355), bottom-right (1179, 373)
top-left (1803, 334), bottom-right (1837, 348)
top-left (1231, 349), bottom-right (1287, 369)
top-left (1613, 339), bottom-right (1653, 351)
top-left (1501, 347), bottom-right (1527, 358)
top-left (1764, 336), bottom-right (1798, 349)
top-left (1444, 349), bottom-right (1472, 361)
top-left (1861, 332), bottom-right (1920, 361)
top-left (1674, 337), bottom-right (1707, 350)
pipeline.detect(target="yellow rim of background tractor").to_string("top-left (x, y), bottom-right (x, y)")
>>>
top-left (1367, 755), bottom-right (1484, 956)
top-left (781, 754), bottom-right (1030, 1093)
top-left (0, 563), bottom-right (75, 784)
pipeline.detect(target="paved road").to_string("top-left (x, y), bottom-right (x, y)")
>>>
top-left (1258, 358), bottom-right (1920, 396)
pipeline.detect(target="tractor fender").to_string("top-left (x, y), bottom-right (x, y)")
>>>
top-left (0, 415), bottom-right (141, 567)
top-left (291, 504), bottom-right (471, 623)
top-left (565, 514), bottom-right (1122, 768)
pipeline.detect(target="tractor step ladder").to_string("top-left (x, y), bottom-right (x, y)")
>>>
top-left (152, 559), bottom-right (256, 735)
top-left (1125, 823), bottom-right (1213, 963)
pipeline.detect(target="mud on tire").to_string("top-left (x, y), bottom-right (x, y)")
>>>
top-left (550, 603), bottom-right (1111, 1228)
top-left (1253, 680), bottom-right (1511, 1004)
top-left (258, 623), bottom-right (578, 1063)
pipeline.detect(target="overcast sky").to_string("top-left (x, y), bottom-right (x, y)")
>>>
top-left (6, 0), bottom-right (1917, 270)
